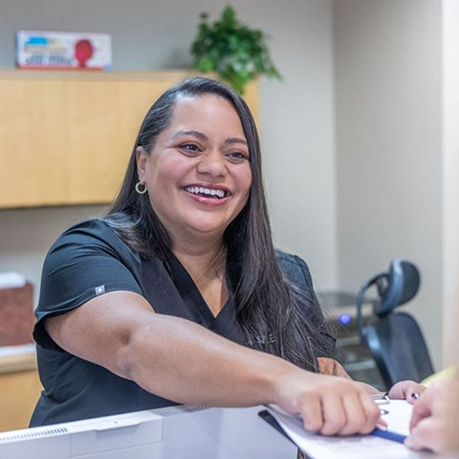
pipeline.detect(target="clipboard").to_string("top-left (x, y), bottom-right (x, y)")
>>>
top-left (258, 410), bottom-right (296, 445)
top-left (259, 400), bottom-right (411, 445)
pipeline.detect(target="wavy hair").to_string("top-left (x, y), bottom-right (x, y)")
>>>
top-left (105, 77), bottom-right (333, 372)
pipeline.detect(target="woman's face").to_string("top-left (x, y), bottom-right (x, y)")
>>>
top-left (137, 94), bottom-right (252, 244)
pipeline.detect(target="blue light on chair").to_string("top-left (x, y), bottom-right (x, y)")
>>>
top-left (356, 259), bottom-right (434, 389)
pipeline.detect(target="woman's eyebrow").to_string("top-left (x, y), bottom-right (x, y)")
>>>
top-left (171, 131), bottom-right (247, 147)
top-left (225, 137), bottom-right (248, 146)
top-left (171, 130), bottom-right (208, 141)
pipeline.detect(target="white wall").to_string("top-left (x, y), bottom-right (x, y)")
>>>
top-left (441, 0), bottom-right (459, 366)
top-left (334, 0), bottom-right (443, 366)
top-left (0, 0), bottom-right (338, 301)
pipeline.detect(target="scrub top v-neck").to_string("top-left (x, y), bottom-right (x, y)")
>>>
top-left (141, 250), bottom-right (244, 344)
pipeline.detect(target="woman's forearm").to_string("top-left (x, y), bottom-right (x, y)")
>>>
top-left (118, 312), bottom-right (382, 436)
top-left (119, 313), bottom-right (292, 406)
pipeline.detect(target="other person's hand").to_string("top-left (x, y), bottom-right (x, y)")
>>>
top-left (404, 379), bottom-right (459, 453)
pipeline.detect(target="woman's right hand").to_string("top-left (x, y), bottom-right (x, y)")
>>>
top-left (272, 367), bottom-right (382, 436)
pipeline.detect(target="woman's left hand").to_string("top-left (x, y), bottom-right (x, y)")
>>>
top-left (317, 359), bottom-right (426, 404)
top-left (388, 380), bottom-right (426, 404)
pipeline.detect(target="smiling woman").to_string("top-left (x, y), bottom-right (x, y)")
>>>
top-left (29, 77), bottom-right (421, 440)
top-left (135, 95), bottom-right (252, 250)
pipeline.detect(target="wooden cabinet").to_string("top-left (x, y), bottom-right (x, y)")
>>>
top-left (0, 70), bottom-right (259, 208)
top-left (0, 352), bottom-right (41, 432)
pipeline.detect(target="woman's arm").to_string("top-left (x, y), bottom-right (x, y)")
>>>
top-left (46, 290), bottom-right (381, 436)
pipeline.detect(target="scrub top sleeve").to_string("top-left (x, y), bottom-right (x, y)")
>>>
top-left (34, 229), bottom-right (143, 351)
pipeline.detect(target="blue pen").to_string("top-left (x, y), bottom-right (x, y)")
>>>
top-left (371, 427), bottom-right (407, 444)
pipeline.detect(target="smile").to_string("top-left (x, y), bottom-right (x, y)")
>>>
top-left (184, 186), bottom-right (229, 199)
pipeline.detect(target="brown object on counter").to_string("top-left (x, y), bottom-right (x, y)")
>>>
top-left (0, 284), bottom-right (34, 346)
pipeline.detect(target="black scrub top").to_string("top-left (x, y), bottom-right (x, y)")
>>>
top-left (30, 219), bottom-right (334, 426)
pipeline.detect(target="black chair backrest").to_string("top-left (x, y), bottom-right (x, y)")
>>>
top-left (375, 260), bottom-right (420, 317)
top-left (356, 259), bottom-right (434, 389)
top-left (364, 312), bottom-right (434, 388)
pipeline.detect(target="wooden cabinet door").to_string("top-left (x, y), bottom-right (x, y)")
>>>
top-left (0, 71), bottom-right (258, 208)
top-left (0, 369), bottom-right (42, 432)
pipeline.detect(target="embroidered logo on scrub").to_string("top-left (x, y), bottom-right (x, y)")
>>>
top-left (95, 285), bottom-right (106, 296)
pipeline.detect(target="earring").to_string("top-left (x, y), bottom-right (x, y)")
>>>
top-left (135, 182), bottom-right (147, 194)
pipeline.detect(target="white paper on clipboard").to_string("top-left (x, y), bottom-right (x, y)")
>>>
top-left (265, 401), bottom-right (431, 459)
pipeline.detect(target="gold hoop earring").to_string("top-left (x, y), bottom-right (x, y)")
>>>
top-left (135, 182), bottom-right (147, 194)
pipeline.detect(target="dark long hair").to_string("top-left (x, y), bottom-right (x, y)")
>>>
top-left (105, 77), bottom-right (331, 372)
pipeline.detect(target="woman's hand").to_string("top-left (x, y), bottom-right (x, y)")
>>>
top-left (317, 359), bottom-right (425, 404)
top-left (404, 379), bottom-right (459, 453)
top-left (273, 368), bottom-right (382, 437)
top-left (388, 380), bottom-right (427, 404)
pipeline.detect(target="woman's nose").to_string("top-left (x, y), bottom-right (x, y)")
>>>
top-left (196, 150), bottom-right (226, 178)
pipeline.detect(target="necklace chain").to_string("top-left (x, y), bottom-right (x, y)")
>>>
top-left (195, 245), bottom-right (226, 284)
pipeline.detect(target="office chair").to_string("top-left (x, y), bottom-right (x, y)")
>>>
top-left (356, 259), bottom-right (434, 389)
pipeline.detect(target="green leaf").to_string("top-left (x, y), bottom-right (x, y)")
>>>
top-left (190, 4), bottom-right (282, 94)
top-left (221, 5), bottom-right (237, 27)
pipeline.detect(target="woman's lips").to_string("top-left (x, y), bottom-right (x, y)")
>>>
top-left (182, 185), bottom-right (231, 205)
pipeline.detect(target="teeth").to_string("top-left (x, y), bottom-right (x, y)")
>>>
top-left (186, 186), bottom-right (226, 198)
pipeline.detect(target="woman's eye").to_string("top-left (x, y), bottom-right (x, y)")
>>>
top-left (179, 144), bottom-right (201, 154)
top-left (226, 151), bottom-right (249, 163)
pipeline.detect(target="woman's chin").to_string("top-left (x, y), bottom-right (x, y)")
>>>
top-left (183, 219), bottom-right (228, 238)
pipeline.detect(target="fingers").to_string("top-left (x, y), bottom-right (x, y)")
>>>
top-left (405, 418), bottom-right (447, 452)
top-left (406, 379), bottom-right (459, 453)
top-left (358, 390), bottom-right (383, 434)
top-left (301, 394), bottom-right (323, 433)
top-left (337, 392), bottom-right (365, 436)
top-left (406, 383), bottom-right (427, 405)
top-left (388, 380), bottom-right (426, 403)
top-left (279, 372), bottom-right (381, 438)
top-left (297, 381), bottom-right (380, 436)
top-left (409, 388), bottom-right (433, 430)
top-left (320, 393), bottom-right (346, 435)
top-left (322, 389), bottom-right (379, 436)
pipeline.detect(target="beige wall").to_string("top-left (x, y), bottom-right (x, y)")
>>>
top-left (334, 0), bottom-right (445, 366)
top-left (441, 0), bottom-right (459, 365)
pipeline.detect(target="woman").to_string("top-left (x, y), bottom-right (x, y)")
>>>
top-left (31, 77), bottom-right (420, 436)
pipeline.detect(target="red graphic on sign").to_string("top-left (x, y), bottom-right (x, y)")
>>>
top-left (75, 39), bottom-right (94, 68)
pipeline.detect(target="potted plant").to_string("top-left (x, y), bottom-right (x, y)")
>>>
top-left (190, 5), bottom-right (281, 94)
